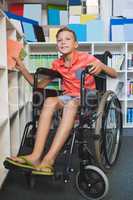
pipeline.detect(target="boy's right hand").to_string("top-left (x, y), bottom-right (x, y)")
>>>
top-left (13, 57), bottom-right (25, 70)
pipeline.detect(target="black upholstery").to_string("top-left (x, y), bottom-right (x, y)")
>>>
top-left (94, 51), bottom-right (112, 91)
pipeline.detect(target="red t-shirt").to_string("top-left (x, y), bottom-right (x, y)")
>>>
top-left (51, 51), bottom-right (100, 96)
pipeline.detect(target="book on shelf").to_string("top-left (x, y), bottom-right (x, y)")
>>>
top-left (108, 54), bottom-right (125, 70)
top-left (127, 79), bottom-right (133, 98)
top-left (33, 25), bottom-right (45, 42)
top-left (127, 108), bottom-right (133, 123)
top-left (69, 5), bottom-right (82, 15)
top-left (80, 14), bottom-right (97, 23)
top-left (127, 53), bottom-right (133, 70)
top-left (29, 54), bottom-right (58, 72)
top-left (115, 81), bottom-right (124, 98)
top-left (49, 28), bottom-right (60, 42)
top-left (68, 0), bottom-right (81, 5)
top-left (47, 4), bottom-right (67, 25)
top-left (23, 4), bottom-right (42, 25)
top-left (86, 19), bottom-right (104, 41)
top-left (68, 24), bottom-right (86, 41)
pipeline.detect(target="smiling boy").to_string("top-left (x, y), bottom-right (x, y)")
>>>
top-left (6, 27), bottom-right (117, 175)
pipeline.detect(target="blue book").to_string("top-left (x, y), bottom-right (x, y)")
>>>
top-left (4, 11), bottom-right (38, 25)
top-left (22, 22), bottom-right (37, 42)
top-left (68, 24), bottom-right (86, 41)
top-left (23, 4), bottom-right (42, 25)
top-left (48, 9), bottom-right (60, 25)
top-left (86, 19), bottom-right (104, 42)
top-left (69, 0), bottom-right (81, 5)
top-left (124, 23), bottom-right (133, 41)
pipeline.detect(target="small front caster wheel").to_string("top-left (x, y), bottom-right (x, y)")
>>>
top-left (76, 165), bottom-right (109, 200)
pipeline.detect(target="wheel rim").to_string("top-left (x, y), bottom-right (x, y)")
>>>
top-left (103, 98), bottom-right (122, 166)
top-left (76, 166), bottom-right (109, 200)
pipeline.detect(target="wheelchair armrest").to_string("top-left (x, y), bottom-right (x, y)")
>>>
top-left (35, 68), bottom-right (62, 79)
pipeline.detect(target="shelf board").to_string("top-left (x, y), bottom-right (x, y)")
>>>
top-left (126, 123), bottom-right (133, 128)
top-left (117, 70), bottom-right (126, 73)
top-left (127, 70), bottom-right (133, 72)
top-left (9, 106), bottom-right (18, 119)
top-left (0, 117), bottom-right (8, 129)
top-left (127, 98), bottom-right (133, 101)
top-left (7, 0), bottom-right (67, 6)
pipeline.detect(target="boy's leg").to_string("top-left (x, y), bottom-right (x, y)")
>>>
top-left (11, 97), bottom-right (64, 165)
top-left (39, 99), bottom-right (80, 167)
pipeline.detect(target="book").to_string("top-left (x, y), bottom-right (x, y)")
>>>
top-left (9, 3), bottom-right (24, 16)
top-left (23, 4), bottom-right (42, 25)
top-left (68, 24), bottom-right (86, 41)
top-left (7, 39), bottom-right (23, 69)
top-left (22, 22), bottom-right (37, 42)
top-left (48, 8), bottom-right (60, 25)
top-left (33, 25), bottom-right (45, 42)
top-left (69, 0), bottom-right (81, 5)
top-left (19, 48), bottom-right (27, 60)
top-left (69, 5), bottom-right (82, 15)
top-left (80, 14), bottom-right (97, 23)
top-left (86, 19), bottom-right (104, 41)
top-left (49, 28), bottom-right (60, 42)
top-left (69, 15), bottom-right (80, 24)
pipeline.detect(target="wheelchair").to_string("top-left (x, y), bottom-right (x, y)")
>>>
top-left (4, 52), bottom-right (123, 200)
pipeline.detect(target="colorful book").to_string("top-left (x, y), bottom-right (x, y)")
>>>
top-left (69, 5), bottom-right (82, 15)
top-left (86, 19), bottom-right (104, 41)
top-left (23, 4), bottom-right (42, 25)
top-left (49, 28), bottom-right (60, 42)
top-left (80, 14), bottom-right (97, 23)
top-left (33, 25), bottom-right (45, 42)
top-left (48, 9), bottom-right (60, 25)
top-left (7, 39), bottom-right (23, 69)
top-left (69, 0), bottom-right (81, 5)
top-left (22, 22), bottom-right (37, 42)
top-left (8, 3), bottom-right (24, 16)
top-left (68, 24), bottom-right (86, 41)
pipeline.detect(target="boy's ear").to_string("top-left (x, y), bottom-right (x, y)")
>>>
top-left (75, 41), bottom-right (78, 48)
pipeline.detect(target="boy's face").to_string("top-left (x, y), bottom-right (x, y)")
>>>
top-left (56, 31), bottom-right (78, 55)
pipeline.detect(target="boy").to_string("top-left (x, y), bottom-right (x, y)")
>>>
top-left (6, 27), bottom-right (117, 175)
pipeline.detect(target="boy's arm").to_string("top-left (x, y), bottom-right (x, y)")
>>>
top-left (14, 57), bottom-right (51, 88)
top-left (89, 60), bottom-right (118, 78)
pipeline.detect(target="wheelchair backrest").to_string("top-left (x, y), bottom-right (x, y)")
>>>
top-left (94, 51), bottom-right (112, 92)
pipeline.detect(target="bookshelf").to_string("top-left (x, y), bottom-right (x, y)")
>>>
top-left (28, 41), bottom-right (133, 128)
top-left (0, 10), bottom-right (31, 187)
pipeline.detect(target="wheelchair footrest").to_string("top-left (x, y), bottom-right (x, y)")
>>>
top-left (3, 160), bottom-right (32, 173)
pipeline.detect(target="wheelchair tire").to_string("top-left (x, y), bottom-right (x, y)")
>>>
top-left (94, 90), bottom-right (122, 171)
top-left (76, 165), bottom-right (109, 200)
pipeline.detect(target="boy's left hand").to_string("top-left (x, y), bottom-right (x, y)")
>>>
top-left (89, 61), bottom-right (105, 75)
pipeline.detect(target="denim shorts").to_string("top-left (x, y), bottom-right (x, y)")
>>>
top-left (58, 95), bottom-right (80, 104)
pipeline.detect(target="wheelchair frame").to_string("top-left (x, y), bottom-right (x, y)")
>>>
top-left (4, 52), bottom-right (123, 200)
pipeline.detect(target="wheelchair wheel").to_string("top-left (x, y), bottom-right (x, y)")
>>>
top-left (76, 165), bottom-right (109, 200)
top-left (95, 91), bottom-right (122, 171)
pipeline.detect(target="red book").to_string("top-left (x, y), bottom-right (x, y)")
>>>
top-left (9, 4), bottom-right (24, 16)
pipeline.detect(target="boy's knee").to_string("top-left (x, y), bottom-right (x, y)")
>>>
top-left (65, 99), bottom-right (79, 110)
top-left (43, 97), bottom-right (59, 108)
